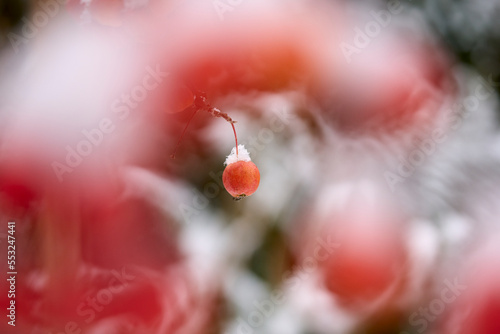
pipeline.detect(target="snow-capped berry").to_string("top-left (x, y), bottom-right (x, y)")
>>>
top-left (223, 162), bottom-right (260, 199)
top-left (223, 145), bottom-right (260, 200)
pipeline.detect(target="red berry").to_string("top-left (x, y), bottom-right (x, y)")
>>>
top-left (223, 161), bottom-right (260, 200)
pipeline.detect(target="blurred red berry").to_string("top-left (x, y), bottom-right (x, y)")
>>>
top-left (442, 242), bottom-right (500, 334)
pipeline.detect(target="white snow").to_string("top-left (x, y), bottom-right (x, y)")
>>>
top-left (224, 144), bottom-right (251, 165)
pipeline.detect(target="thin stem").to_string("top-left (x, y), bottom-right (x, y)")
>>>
top-left (231, 122), bottom-right (239, 157)
top-left (171, 92), bottom-right (239, 159)
top-left (170, 107), bottom-right (199, 159)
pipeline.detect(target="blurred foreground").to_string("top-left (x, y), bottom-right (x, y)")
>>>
top-left (0, 0), bottom-right (500, 333)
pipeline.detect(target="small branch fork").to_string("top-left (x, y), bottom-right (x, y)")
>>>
top-left (170, 92), bottom-right (239, 159)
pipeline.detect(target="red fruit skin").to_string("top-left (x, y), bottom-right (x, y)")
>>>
top-left (152, 2), bottom-right (325, 104)
top-left (322, 219), bottom-right (407, 306)
top-left (294, 187), bottom-right (410, 309)
top-left (222, 161), bottom-right (260, 199)
top-left (441, 243), bottom-right (500, 334)
top-left (314, 37), bottom-right (454, 135)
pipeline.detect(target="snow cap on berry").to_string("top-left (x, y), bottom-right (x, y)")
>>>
top-left (224, 145), bottom-right (251, 166)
